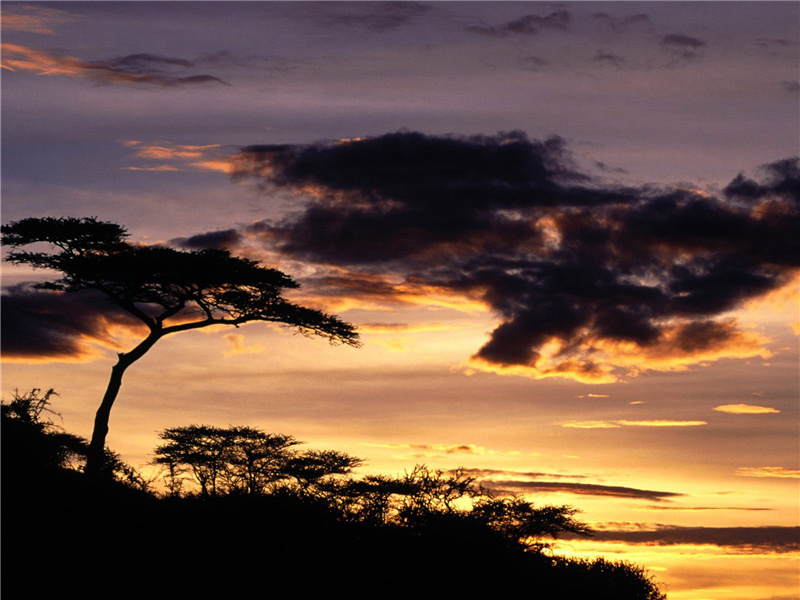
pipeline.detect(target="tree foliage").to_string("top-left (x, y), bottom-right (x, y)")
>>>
top-left (1, 388), bottom-right (86, 472)
top-left (1, 216), bottom-right (360, 341)
top-left (1, 217), bottom-right (360, 476)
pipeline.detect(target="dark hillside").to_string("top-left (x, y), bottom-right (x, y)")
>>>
top-left (2, 392), bottom-right (665, 599)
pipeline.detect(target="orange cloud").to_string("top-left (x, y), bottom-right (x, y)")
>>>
top-left (134, 144), bottom-right (221, 160)
top-left (713, 404), bottom-right (781, 415)
top-left (735, 467), bottom-right (800, 479)
top-left (119, 140), bottom-right (237, 173)
top-left (1, 5), bottom-right (77, 34)
top-left (1, 42), bottom-right (84, 75)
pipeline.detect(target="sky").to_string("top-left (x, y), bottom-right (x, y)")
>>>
top-left (1, 2), bottom-right (799, 598)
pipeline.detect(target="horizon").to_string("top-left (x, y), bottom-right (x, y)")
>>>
top-left (2, 2), bottom-right (798, 598)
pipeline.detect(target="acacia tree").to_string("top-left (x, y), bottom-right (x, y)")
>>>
top-left (154, 425), bottom-right (300, 496)
top-left (1, 217), bottom-right (360, 477)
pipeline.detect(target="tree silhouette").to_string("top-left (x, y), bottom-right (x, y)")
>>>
top-left (154, 424), bottom-right (300, 496)
top-left (1, 217), bottom-right (360, 477)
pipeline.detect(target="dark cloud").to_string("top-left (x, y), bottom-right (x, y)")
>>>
top-left (780, 80), bottom-right (800, 94)
top-left (576, 525), bottom-right (800, 552)
top-left (756, 38), bottom-right (798, 49)
top-left (594, 161), bottom-right (628, 174)
top-left (466, 10), bottom-right (571, 37)
top-left (1, 285), bottom-right (140, 359)
top-left (84, 53), bottom-right (228, 87)
top-left (219, 133), bottom-right (798, 379)
top-left (661, 34), bottom-right (706, 49)
top-left (483, 479), bottom-right (683, 501)
top-left (170, 229), bottom-right (242, 250)
top-left (105, 53), bottom-right (194, 69)
top-left (593, 51), bottom-right (625, 67)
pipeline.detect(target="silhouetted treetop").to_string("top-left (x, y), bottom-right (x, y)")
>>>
top-left (1, 216), bottom-right (360, 341)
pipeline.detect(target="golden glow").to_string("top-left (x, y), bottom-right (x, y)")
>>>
top-left (713, 404), bottom-right (780, 415)
top-left (737, 273), bottom-right (800, 332)
top-left (190, 159), bottom-right (238, 174)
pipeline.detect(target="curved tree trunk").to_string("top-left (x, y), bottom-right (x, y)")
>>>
top-left (85, 332), bottom-right (161, 479)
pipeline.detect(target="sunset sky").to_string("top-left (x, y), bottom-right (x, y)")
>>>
top-left (1, 2), bottom-right (798, 598)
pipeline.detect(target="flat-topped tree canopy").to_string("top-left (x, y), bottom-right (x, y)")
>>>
top-left (1, 216), bottom-right (360, 477)
top-left (2, 216), bottom-right (359, 342)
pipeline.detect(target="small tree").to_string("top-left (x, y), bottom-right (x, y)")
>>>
top-left (284, 449), bottom-right (364, 496)
top-left (1, 217), bottom-right (360, 477)
top-left (471, 496), bottom-right (592, 551)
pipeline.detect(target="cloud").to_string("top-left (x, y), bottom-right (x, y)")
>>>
top-left (660, 34), bottom-right (706, 49)
top-left (0, 285), bottom-right (142, 361)
top-left (220, 132), bottom-right (799, 382)
top-left (658, 33), bottom-right (707, 66)
top-left (735, 467), bottom-right (800, 479)
top-left (0, 4), bottom-right (78, 34)
top-left (578, 525), bottom-right (800, 553)
top-left (120, 140), bottom-right (236, 173)
top-left (368, 442), bottom-right (508, 458)
top-left (466, 10), bottom-right (571, 37)
top-left (459, 468), bottom-right (587, 481)
top-left (0, 44), bottom-right (227, 87)
top-left (484, 479), bottom-right (683, 501)
top-left (561, 420), bottom-right (707, 429)
top-left (713, 404), bottom-right (780, 415)
top-left (518, 56), bottom-right (548, 72)
top-left (454, 467), bottom-right (680, 501)
top-left (593, 51), bottom-right (625, 67)
top-left (170, 229), bottom-right (242, 250)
